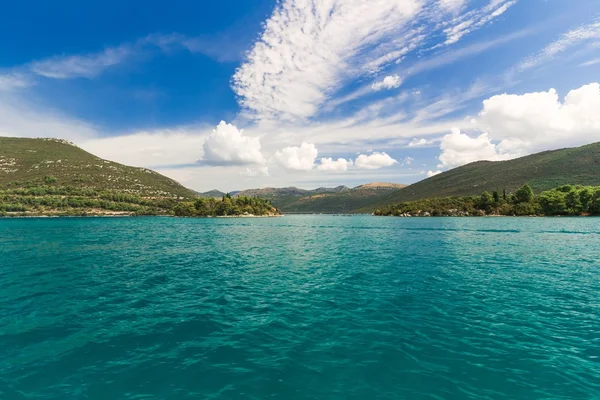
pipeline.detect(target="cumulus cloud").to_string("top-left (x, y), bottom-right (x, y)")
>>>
top-left (437, 128), bottom-right (514, 169)
top-left (519, 20), bottom-right (600, 71)
top-left (316, 157), bottom-right (353, 172)
top-left (408, 137), bottom-right (435, 146)
top-left (273, 142), bottom-right (318, 171)
top-left (478, 82), bottom-right (600, 153)
top-left (427, 170), bottom-right (442, 177)
top-left (355, 152), bottom-right (398, 169)
top-left (202, 121), bottom-right (266, 166)
top-left (372, 75), bottom-right (403, 91)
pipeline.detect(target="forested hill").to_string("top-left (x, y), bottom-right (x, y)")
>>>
top-left (362, 142), bottom-right (600, 212)
top-left (0, 137), bottom-right (196, 198)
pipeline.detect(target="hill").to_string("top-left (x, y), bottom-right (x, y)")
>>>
top-left (361, 142), bottom-right (600, 212)
top-left (0, 137), bottom-right (197, 198)
top-left (234, 183), bottom-right (406, 213)
top-left (198, 189), bottom-right (226, 198)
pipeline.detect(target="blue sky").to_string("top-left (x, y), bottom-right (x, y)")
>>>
top-left (1, 0), bottom-right (599, 191)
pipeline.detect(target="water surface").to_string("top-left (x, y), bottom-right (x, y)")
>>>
top-left (1, 216), bottom-right (599, 399)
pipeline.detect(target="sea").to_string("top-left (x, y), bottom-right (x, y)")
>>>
top-left (1, 216), bottom-right (599, 399)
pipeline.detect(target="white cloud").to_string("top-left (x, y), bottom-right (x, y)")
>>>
top-left (408, 137), bottom-right (435, 146)
top-left (355, 152), bottom-right (398, 169)
top-left (372, 75), bottom-right (403, 91)
top-left (273, 142), bottom-right (318, 171)
top-left (439, 0), bottom-right (468, 13)
top-left (408, 28), bottom-right (531, 76)
top-left (0, 74), bottom-right (30, 91)
top-left (240, 166), bottom-right (270, 177)
top-left (202, 121), bottom-right (266, 166)
top-left (580, 58), bottom-right (600, 67)
top-left (443, 0), bottom-right (517, 45)
top-left (519, 20), bottom-right (600, 71)
top-left (0, 95), bottom-right (98, 142)
top-left (232, 0), bottom-right (425, 121)
top-left (427, 170), bottom-right (442, 177)
top-left (30, 46), bottom-right (133, 79)
top-left (81, 128), bottom-right (206, 168)
top-left (316, 157), bottom-right (353, 172)
top-left (231, 0), bottom-right (527, 120)
top-left (26, 33), bottom-right (235, 80)
top-left (437, 128), bottom-right (514, 169)
top-left (478, 82), bottom-right (600, 153)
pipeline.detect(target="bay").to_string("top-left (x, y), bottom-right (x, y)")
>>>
top-left (1, 216), bottom-right (599, 399)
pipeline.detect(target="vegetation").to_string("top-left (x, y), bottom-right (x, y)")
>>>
top-left (173, 194), bottom-right (278, 217)
top-left (0, 137), bottom-right (197, 198)
top-left (374, 184), bottom-right (600, 217)
top-left (0, 185), bottom-right (177, 216)
top-left (0, 186), bottom-right (279, 217)
top-left (363, 142), bottom-right (600, 212)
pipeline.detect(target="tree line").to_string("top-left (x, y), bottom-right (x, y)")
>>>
top-left (374, 184), bottom-right (600, 217)
top-left (0, 186), bottom-right (278, 217)
top-left (173, 194), bottom-right (278, 217)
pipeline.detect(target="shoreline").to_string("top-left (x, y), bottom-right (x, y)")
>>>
top-left (0, 213), bottom-right (285, 219)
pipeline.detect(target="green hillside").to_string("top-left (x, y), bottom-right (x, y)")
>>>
top-left (0, 137), bottom-right (196, 198)
top-left (235, 183), bottom-right (406, 213)
top-left (361, 142), bottom-right (600, 212)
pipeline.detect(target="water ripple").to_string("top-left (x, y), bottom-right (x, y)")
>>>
top-left (0, 216), bottom-right (599, 399)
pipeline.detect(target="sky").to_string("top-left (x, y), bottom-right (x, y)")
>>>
top-left (1, 0), bottom-right (599, 192)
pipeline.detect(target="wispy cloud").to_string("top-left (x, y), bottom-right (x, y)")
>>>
top-left (233, 0), bottom-right (424, 122)
top-left (233, 0), bottom-right (523, 122)
top-left (580, 58), bottom-right (600, 67)
top-left (442, 0), bottom-right (517, 45)
top-left (26, 33), bottom-right (242, 81)
top-left (30, 46), bottom-right (133, 79)
top-left (518, 19), bottom-right (600, 71)
top-left (0, 74), bottom-right (31, 91)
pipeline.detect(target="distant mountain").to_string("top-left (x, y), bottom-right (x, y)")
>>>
top-left (235, 185), bottom-right (349, 199)
top-left (233, 183), bottom-right (406, 213)
top-left (197, 189), bottom-right (226, 198)
top-left (0, 137), bottom-right (197, 198)
top-left (361, 142), bottom-right (600, 212)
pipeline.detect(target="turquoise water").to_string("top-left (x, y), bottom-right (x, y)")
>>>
top-left (1, 216), bottom-right (599, 400)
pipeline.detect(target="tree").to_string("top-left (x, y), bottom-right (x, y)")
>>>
top-left (579, 188), bottom-right (594, 212)
top-left (492, 191), bottom-right (500, 203)
top-left (589, 189), bottom-right (600, 214)
top-left (565, 189), bottom-right (582, 214)
top-left (478, 191), bottom-right (494, 212)
top-left (515, 184), bottom-right (534, 203)
top-left (539, 190), bottom-right (567, 215)
top-left (173, 202), bottom-right (197, 216)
